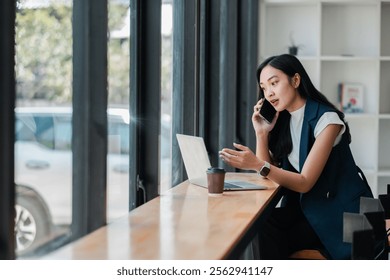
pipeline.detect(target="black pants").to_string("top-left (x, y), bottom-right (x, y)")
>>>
top-left (258, 206), bottom-right (328, 259)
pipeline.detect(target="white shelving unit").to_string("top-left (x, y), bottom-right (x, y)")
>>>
top-left (259, 0), bottom-right (390, 197)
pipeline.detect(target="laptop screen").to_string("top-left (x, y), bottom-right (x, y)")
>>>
top-left (176, 134), bottom-right (211, 187)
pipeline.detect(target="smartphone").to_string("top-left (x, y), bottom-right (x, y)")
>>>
top-left (259, 99), bottom-right (276, 124)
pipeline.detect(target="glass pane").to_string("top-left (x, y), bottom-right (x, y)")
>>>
top-left (107, 0), bottom-right (130, 221)
top-left (15, 0), bottom-right (73, 258)
top-left (160, 0), bottom-right (173, 193)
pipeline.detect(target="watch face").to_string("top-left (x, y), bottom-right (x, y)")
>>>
top-left (260, 168), bottom-right (269, 177)
top-left (260, 164), bottom-right (270, 177)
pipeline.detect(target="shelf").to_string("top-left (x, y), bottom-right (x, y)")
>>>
top-left (264, 0), bottom-right (317, 6)
top-left (295, 56), bottom-right (318, 61)
top-left (379, 114), bottom-right (390, 119)
top-left (321, 56), bottom-right (378, 61)
top-left (378, 170), bottom-right (390, 177)
top-left (321, 60), bottom-right (379, 114)
top-left (344, 113), bottom-right (377, 120)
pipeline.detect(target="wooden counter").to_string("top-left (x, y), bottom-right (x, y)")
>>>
top-left (43, 173), bottom-right (280, 260)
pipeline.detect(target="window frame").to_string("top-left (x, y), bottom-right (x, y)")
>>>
top-left (130, 0), bottom-right (162, 207)
top-left (71, 0), bottom-right (108, 240)
top-left (0, 0), bottom-right (16, 260)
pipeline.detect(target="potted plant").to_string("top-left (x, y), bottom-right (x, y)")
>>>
top-left (288, 32), bottom-right (302, 56)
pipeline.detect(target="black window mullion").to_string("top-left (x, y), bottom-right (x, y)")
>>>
top-left (198, 0), bottom-right (208, 139)
top-left (202, 0), bottom-right (220, 167)
top-left (72, 0), bottom-right (108, 240)
top-left (171, 0), bottom-right (198, 187)
top-left (218, 0), bottom-right (238, 170)
top-left (130, 0), bottom-right (162, 205)
top-left (0, 0), bottom-right (16, 260)
top-left (129, 0), bottom-right (139, 210)
top-left (237, 0), bottom-right (259, 152)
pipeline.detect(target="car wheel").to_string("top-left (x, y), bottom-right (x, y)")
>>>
top-left (15, 193), bottom-right (52, 257)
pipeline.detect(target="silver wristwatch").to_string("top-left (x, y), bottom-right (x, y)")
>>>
top-left (258, 161), bottom-right (271, 177)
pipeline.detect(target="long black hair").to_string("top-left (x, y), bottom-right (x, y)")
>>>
top-left (256, 54), bottom-right (350, 164)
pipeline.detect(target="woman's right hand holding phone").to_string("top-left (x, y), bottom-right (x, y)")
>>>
top-left (252, 98), bottom-right (278, 135)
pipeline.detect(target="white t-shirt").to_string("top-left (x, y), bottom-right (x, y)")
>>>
top-left (288, 104), bottom-right (346, 172)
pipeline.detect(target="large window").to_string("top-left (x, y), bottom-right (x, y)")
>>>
top-left (14, 0), bottom-right (132, 258)
top-left (107, 0), bottom-right (130, 222)
top-left (160, 0), bottom-right (173, 193)
top-left (15, 0), bottom-right (73, 258)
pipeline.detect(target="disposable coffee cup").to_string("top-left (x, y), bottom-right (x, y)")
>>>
top-left (206, 167), bottom-right (225, 196)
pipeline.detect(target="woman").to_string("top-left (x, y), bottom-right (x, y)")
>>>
top-left (219, 54), bottom-right (373, 259)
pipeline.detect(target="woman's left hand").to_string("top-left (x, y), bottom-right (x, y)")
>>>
top-left (219, 143), bottom-right (260, 171)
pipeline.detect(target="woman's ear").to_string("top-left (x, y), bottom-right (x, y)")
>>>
top-left (293, 73), bottom-right (301, 88)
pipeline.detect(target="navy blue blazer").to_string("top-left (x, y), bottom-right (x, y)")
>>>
top-left (280, 98), bottom-right (373, 259)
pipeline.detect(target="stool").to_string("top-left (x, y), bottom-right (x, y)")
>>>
top-left (289, 249), bottom-right (327, 260)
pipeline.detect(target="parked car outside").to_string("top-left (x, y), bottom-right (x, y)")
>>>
top-left (14, 107), bottom-right (131, 257)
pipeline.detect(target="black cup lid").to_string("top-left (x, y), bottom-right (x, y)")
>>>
top-left (206, 167), bottom-right (225, 174)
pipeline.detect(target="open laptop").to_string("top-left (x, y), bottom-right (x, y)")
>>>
top-left (176, 134), bottom-right (267, 191)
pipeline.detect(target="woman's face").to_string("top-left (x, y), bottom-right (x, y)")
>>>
top-left (259, 65), bottom-right (304, 112)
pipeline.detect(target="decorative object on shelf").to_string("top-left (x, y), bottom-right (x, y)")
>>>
top-left (338, 83), bottom-right (364, 113)
top-left (288, 32), bottom-right (302, 56)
